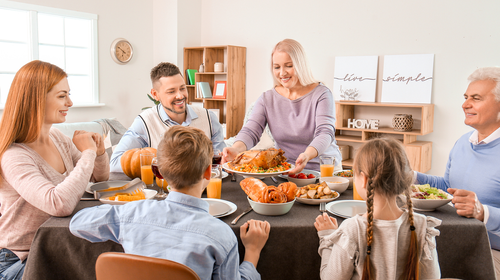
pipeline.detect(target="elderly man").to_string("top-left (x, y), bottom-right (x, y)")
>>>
top-left (415, 67), bottom-right (500, 277)
top-left (110, 62), bottom-right (226, 172)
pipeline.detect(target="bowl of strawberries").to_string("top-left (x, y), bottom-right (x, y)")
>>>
top-left (285, 170), bottom-right (320, 187)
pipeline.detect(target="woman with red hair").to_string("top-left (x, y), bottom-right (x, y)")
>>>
top-left (0, 60), bottom-right (109, 280)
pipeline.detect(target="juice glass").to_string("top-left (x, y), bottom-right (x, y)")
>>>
top-left (140, 153), bottom-right (155, 188)
top-left (353, 181), bottom-right (363, 200)
top-left (320, 156), bottom-right (334, 177)
top-left (207, 164), bottom-right (222, 199)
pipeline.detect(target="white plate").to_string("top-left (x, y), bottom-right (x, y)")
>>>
top-left (99, 189), bottom-right (157, 205)
top-left (326, 200), bottom-right (366, 218)
top-left (295, 191), bottom-right (340, 205)
top-left (222, 163), bottom-right (294, 178)
top-left (278, 169), bottom-right (320, 180)
top-left (86, 180), bottom-right (132, 194)
top-left (202, 198), bottom-right (237, 218)
top-left (222, 171), bottom-right (228, 179)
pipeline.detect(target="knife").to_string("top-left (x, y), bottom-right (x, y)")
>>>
top-left (231, 207), bottom-right (253, 225)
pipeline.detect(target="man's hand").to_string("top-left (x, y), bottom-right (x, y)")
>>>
top-left (448, 188), bottom-right (484, 221)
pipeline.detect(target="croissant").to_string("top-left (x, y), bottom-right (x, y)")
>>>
top-left (277, 182), bottom-right (298, 202)
top-left (240, 177), bottom-right (288, 203)
top-left (240, 177), bottom-right (268, 202)
top-left (261, 186), bottom-right (287, 204)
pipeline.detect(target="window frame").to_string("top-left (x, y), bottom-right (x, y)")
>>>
top-left (0, 0), bottom-right (102, 108)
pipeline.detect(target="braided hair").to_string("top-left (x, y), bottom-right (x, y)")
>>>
top-left (354, 138), bottom-right (417, 280)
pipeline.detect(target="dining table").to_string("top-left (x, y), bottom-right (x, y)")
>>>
top-left (23, 173), bottom-right (496, 280)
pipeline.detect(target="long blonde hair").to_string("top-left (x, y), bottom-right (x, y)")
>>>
top-left (353, 138), bottom-right (419, 280)
top-left (0, 60), bottom-right (67, 174)
top-left (271, 39), bottom-right (318, 87)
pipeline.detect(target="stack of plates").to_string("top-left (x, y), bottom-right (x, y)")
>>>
top-left (326, 200), bottom-right (366, 218)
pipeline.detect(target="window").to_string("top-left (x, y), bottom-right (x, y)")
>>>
top-left (0, 0), bottom-right (100, 107)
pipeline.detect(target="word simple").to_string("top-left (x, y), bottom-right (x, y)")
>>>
top-left (348, 119), bottom-right (379, 129)
top-left (382, 73), bottom-right (432, 85)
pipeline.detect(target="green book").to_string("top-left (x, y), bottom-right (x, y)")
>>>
top-left (186, 69), bottom-right (198, 85)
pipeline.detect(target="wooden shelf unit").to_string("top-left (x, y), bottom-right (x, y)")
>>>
top-left (335, 101), bottom-right (434, 172)
top-left (183, 45), bottom-right (246, 138)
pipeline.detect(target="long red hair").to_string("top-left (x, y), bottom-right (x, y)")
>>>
top-left (0, 60), bottom-right (67, 174)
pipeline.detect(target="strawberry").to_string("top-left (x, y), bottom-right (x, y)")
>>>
top-left (307, 173), bottom-right (315, 179)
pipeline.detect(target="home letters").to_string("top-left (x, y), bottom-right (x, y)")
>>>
top-left (347, 119), bottom-right (379, 129)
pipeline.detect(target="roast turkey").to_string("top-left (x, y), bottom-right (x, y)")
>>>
top-left (228, 148), bottom-right (287, 170)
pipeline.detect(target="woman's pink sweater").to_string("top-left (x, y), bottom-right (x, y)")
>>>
top-left (0, 128), bottom-right (109, 261)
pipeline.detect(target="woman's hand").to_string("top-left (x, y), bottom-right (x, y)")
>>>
top-left (72, 130), bottom-right (97, 153)
top-left (91, 133), bottom-right (106, 156)
top-left (221, 147), bottom-right (239, 165)
top-left (221, 141), bottom-right (248, 165)
top-left (288, 152), bottom-right (309, 174)
top-left (288, 146), bottom-right (318, 175)
top-left (314, 213), bottom-right (338, 232)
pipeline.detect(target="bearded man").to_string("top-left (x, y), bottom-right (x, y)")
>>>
top-left (110, 62), bottom-right (225, 172)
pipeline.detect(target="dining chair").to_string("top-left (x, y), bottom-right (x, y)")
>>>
top-left (95, 252), bottom-right (200, 280)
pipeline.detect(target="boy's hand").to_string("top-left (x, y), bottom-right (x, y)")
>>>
top-left (314, 213), bottom-right (338, 232)
top-left (240, 219), bottom-right (270, 252)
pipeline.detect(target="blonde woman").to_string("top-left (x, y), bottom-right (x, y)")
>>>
top-left (222, 39), bottom-right (342, 174)
top-left (0, 60), bottom-right (109, 280)
top-left (315, 138), bottom-right (441, 279)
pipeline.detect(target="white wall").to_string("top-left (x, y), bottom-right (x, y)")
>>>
top-left (6, 0), bottom-right (500, 176)
top-left (9, 0), bottom-right (156, 127)
top-left (198, 0), bottom-right (500, 176)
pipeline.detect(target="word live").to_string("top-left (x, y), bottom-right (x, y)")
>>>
top-left (347, 119), bottom-right (380, 129)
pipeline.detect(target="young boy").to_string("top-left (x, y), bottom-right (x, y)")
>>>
top-left (70, 126), bottom-right (270, 280)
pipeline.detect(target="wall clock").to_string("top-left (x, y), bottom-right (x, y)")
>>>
top-left (110, 38), bottom-right (133, 64)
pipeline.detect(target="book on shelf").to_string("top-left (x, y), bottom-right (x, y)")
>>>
top-left (186, 69), bottom-right (198, 85)
top-left (196, 82), bottom-right (212, 98)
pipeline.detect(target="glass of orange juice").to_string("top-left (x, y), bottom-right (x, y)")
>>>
top-left (320, 156), bottom-right (334, 177)
top-left (353, 181), bottom-right (364, 200)
top-left (140, 153), bottom-right (155, 188)
top-left (207, 164), bottom-right (222, 199)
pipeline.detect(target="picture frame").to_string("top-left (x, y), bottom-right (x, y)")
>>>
top-left (213, 81), bottom-right (227, 99)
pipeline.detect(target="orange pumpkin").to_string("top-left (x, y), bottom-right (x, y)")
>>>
top-left (120, 147), bottom-right (157, 179)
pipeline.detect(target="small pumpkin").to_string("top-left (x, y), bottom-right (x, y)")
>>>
top-left (120, 147), bottom-right (157, 179)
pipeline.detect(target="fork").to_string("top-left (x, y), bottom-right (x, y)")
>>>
top-left (319, 202), bottom-right (327, 214)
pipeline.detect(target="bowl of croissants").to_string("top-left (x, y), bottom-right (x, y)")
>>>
top-left (241, 177), bottom-right (297, 216)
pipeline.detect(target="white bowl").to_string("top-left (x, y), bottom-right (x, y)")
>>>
top-left (411, 193), bottom-right (453, 211)
top-left (247, 197), bottom-right (295, 216)
top-left (320, 176), bottom-right (349, 193)
top-left (333, 170), bottom-right (353, 188)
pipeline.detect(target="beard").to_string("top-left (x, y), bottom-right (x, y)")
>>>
top-left (162, 98), bottom-right (187, 115)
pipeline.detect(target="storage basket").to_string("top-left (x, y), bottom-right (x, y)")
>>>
top-left (392, 114), bottom-right (413, 131)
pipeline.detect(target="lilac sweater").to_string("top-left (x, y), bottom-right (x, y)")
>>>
top-left (235, 84), bottom-right (341, 170)
top-left (0, 128), bottom-right (109, 261)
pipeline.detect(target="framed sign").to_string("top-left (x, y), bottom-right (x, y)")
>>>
top-left (381, 54), bottom-right (434, 103)
top-left (213, 81), bottom-right (227, 99)
top-left (333, 56), bottom-right (378, 102)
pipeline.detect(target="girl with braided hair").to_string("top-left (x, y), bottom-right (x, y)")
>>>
top-left (314, 138), bottom-right (441, 279)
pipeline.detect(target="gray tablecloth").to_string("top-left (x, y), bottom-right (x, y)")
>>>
top-left (23, 174), bottom-right (496, 280)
